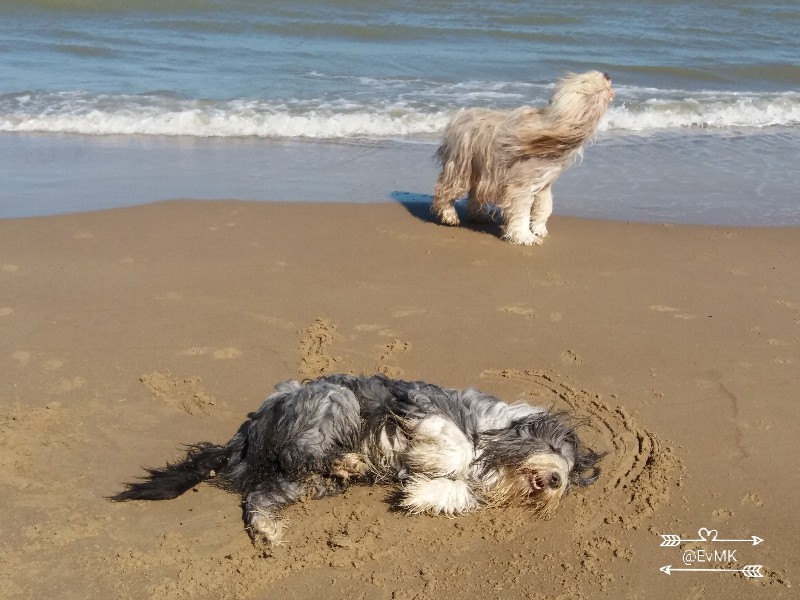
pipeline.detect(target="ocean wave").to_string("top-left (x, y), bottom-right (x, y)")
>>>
top-left (604, 86), bottom-right (800, 131)
top-left (1, 89), bottom-right (798, 139)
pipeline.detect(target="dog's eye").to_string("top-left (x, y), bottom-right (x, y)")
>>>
top-left (548, 472), bottom-right (562, 489)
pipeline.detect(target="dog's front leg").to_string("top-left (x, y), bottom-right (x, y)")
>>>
top-left (529, 184), bottom-right (553, 240)
top-left (501, 184), bottom-right (540, 245)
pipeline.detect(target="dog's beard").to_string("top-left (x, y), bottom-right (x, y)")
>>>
top-left (484, 455), bottom-right (570, 517)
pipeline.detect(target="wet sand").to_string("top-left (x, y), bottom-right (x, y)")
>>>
top-left (0, 200), bottom-right (796, 599)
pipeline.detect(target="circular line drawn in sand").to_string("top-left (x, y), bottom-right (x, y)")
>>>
top-left (481, 368), bottom-right (684, 532)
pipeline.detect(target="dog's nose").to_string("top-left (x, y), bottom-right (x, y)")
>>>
top-left (603, 72), bottom-right (611, 81)
top-left (548, 472), bottom-right (562, 489)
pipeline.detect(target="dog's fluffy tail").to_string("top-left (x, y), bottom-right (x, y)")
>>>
top-left (109, 442), bottom-right (229, 501)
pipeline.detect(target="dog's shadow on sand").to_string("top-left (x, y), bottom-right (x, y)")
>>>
top-left (390, 191), bottom-right (503, 239)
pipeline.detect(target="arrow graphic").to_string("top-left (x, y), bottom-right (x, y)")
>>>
top-left (659, 528), bottom-right (763, 547)
top-left (660, 564), bottom-right (763, 578)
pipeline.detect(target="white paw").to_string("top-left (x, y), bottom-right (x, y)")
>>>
top-left (437, 206), bottom-right (461, 226)
top-left (503, 229), bottom-right (543, 246)
top-left (246, 509), bottom-right (286, 546)
top-left (531, 223), bottom-right (548, 238)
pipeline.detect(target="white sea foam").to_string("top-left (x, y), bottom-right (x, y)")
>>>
top-left (603, 91), bottom-right (800, 132)
top-left (1, 88), bottom-right (798, 139)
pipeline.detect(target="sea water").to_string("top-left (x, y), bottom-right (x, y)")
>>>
top-left (1, 0), bottom-right (798, 223)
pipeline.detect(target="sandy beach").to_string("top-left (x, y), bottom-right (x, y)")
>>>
top-left (1, 199), bottom-right (797, 599)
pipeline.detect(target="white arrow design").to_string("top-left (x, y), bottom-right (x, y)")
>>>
top-left (660, 564), bottom-right (763, 578)
top-left (659, 528), bottom-right (764, 546)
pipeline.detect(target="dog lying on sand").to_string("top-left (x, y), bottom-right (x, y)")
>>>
top-left (112, 374), bottom-right (603, 546)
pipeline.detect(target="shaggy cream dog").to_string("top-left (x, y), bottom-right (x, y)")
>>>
top-left (432, 71), bottom-right (614, 245)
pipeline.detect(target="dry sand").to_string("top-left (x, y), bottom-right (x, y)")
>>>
top-left (0, 200), bottom-right (797, 599)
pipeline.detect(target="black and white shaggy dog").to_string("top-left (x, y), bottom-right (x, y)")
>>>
top-left (112, 374), bottom-right (603, 546)
top-left (433, 71), bottom-right (614, 245)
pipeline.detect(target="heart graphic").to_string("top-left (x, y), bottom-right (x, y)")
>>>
top-left (698, 528), bottom-right (719, 541)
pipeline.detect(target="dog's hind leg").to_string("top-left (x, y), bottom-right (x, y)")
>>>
top-left (466, 190), bottom-right (493, 223)
top-left (244, 473), bottom-right (352, 545)
top-left (432, 165), bottom-right (467, 226)
top-left (243, 480), bottom-right (300, 546)
top-left (529, 184), bottom-right (553, 239)
top-left (239, 380), bottom-right (365, 545)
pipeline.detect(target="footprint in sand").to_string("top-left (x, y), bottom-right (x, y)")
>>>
top-left (712, 507), bottom-right (734, 520)
top-left (390, 307), bottom-right (426, 318)
top-left (376, 340), bottom-right (411, 378)
top-left (775, 300), bottom-right (800, 311)
top-left (212, 347), bottom-right (242, 360)
top-left (248, 313), bottom-right (297, 330)
top-left (181, 347), bottom-right (211, 356)
top-left (140, 369), bottom-right (218, 416)
top-left (12, 351), bottom-right (31, 366)
top-left (499, 306), bottom-right (536, 319)
top-left (298, 318), bottom-right (341, 377)
top-left (649, 305), bottom-right (678, 313)
top-left (52, 376), bottom-right (87, 394)
top-left (741, 492), bottom-right (765, 507)
top-left (648, 305), bottom-right (696, 319)
top-left (560, 350), bottom-right (583, 364)
top-left (43, 358), bottom-right (64, 371)
top-left (180, 346), bottom-right (242, 359)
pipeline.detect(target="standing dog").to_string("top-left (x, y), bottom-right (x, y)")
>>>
top-left (112, 374), bottom-right (603, 546)
top-left (433, 71), bottom-right (614, 245)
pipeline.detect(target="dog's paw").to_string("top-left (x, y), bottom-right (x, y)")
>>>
top-left (531, 223), bottom-right (549, 238)
top-left (330, 452), bottom-right (369, 481)
top-left (436, 206), bottom-right (461, 226)
top-left (503, 229), bottom-right (544, 246)
top-left (246, 509), bottom-right (286, 547)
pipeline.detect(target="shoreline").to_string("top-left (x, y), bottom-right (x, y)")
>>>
top-left (1, 199), bottom-right (797, 599)
top-left (3, 129), bottom-right (800, 225)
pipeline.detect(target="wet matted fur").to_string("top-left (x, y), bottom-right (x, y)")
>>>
top-left (433, 71), bottom-right (614, 245)
top-left (112, 374), bottom-right (603, 546)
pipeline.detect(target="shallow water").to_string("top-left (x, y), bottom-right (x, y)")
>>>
top-left (5, 129), bottom-right (799, 226)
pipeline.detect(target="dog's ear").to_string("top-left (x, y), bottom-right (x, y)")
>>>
top-left (569, 449), bottom-right (605, 487)
top-left (477, 411), bottom-right (578, 472)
